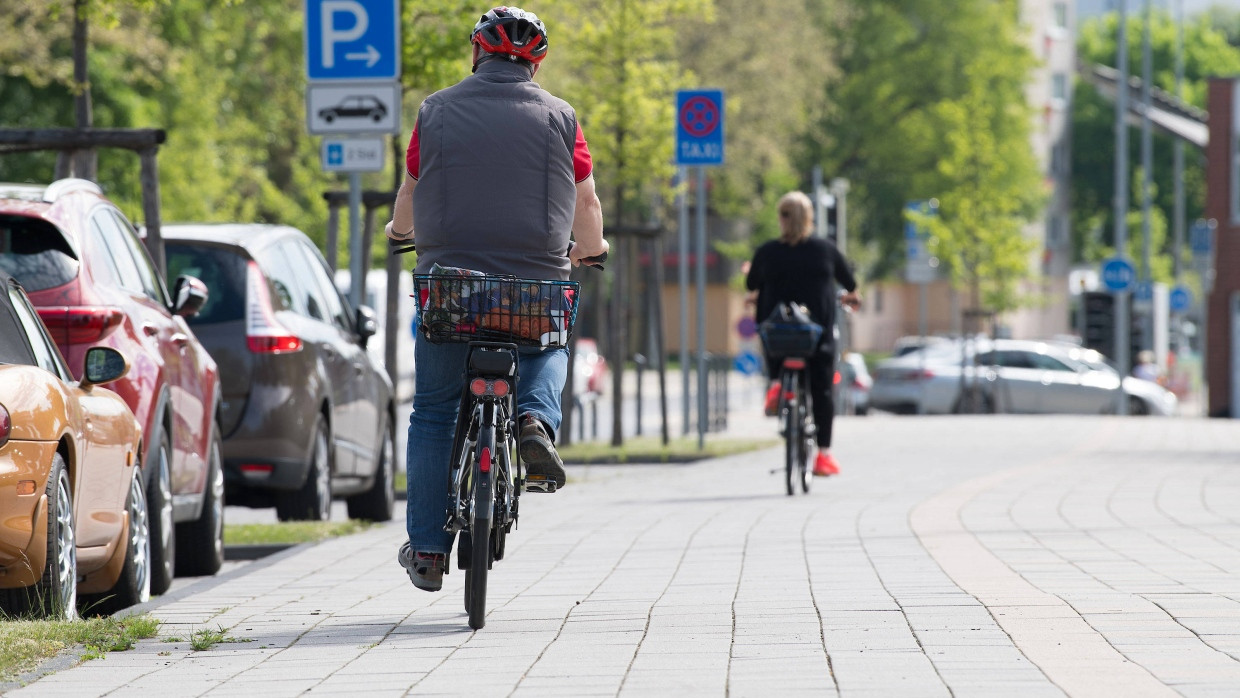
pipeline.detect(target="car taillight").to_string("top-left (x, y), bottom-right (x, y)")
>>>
top-left (904, 369), bottom-right (935, 381)
top-left (0, 403), bottom-right (9, 448)
top-left (245, 261), bottom-right (302, 354)
top-left (37, 306), bottom-right (124, 344)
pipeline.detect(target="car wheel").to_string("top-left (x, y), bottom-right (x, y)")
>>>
top-left (371, 112), bottom-right (382, 122)
top-left (1128, 395), bottom-right (1149, 416)
top-left (346, 414), bottom-right (395, 521)
top-left (277, 414), bottom-right (332, 522)
top-left (0, 454), bottom-right (76, 619)
top-left (324, 114), bottom-right (334, 123)
top-left (175, 425), bottom-right (225, 576)
top-left (82, 465), bottom-right (151, 615)
top-left (147, 428), bottom-right (176, 596)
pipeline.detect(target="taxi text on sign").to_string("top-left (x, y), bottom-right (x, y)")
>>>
top-left (675, 90), bottom-right (725, 166)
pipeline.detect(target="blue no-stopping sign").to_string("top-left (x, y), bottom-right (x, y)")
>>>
top-left (1170, 284), bottom-right (1193, 312)
top-left (675, 90), bottom-right (724, 166)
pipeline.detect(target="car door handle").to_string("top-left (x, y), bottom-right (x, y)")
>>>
top-left (171, 333), bottom-right (190, 348)
top-left (143, 322), bottom-right (159, 337)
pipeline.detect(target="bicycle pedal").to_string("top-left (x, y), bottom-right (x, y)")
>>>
top-left (524, 476), bottom-right (557, 494)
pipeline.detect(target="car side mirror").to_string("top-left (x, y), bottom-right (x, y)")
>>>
top-left (172, 274), bottom-right (209, 317)
top-left (356, 304), bottom-right (378, 347)
top-left (81, 347), bottom-right (128, 388)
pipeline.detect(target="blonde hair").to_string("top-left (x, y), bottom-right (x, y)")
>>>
top-left (777, 191), bottom-right (814, 244)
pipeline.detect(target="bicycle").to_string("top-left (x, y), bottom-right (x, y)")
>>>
top-left (758, 303), bottom-right (823, 496)
top-left (395, 242), bottom-right (603, 630)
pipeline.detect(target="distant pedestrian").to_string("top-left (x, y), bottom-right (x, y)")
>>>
top-left (746, 191), bottom-right (860, 477)
top-left (1132, 350), bottom-right (1162, 384)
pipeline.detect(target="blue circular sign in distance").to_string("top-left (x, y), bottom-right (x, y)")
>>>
top-left (737, 316), bottom-right (757, 339)
top-left (680, 96), bottom-right (720, 138)
top-left (1100, 257), bottom-right (1136, 293)
top-left (1169, 284), bottom-right (1192, 312)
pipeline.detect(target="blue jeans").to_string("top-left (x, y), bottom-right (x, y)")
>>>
top-left (405, 338), bottom-right (567, 554)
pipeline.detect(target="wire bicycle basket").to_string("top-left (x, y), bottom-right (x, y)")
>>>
top-left (413, 265), bottom-right (580, 348)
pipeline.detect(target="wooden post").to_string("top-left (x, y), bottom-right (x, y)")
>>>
top-left (138, 146), bottom-right (165, 279)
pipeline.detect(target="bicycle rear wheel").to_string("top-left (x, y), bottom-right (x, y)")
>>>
top-left (784, 371), bottom-right (799, 497)
top-left (466, 424), bottom-right (495, 630)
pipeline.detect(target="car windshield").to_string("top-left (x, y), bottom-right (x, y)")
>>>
top-left (0, 214), bottom-right (79, 291)
top-left (165, 242), bottom-right (247, 324)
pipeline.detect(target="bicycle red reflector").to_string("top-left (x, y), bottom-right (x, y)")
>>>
top-left (490, 379), bottom-right (510, 397)
top-left (783, 358), bottom-right (807, 370)
top-left (470, 378), bottom-right (510, 397)
top-left (480, 447), bottom-right (491, 473)
top-left (834, 371), bottom-right (841, 385)
top-left (470, 378), bottom-right (489, 396)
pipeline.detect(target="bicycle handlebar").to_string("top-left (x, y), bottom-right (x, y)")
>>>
top-left (387, 237), bottom-right (606, 271)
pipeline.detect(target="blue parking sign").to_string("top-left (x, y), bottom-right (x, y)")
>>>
top-left (305, 0), bottom-right (400, 81)
top-left (675, 90), bottom-right (724, 166)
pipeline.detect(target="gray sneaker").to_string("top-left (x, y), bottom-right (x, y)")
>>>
top-left (519, 415), bottom-right (566, 489)
top-left (397, 541), bottom-right (445, 592)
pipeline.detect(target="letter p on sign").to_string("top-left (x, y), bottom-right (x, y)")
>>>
top-left (321, 0), bottom-right (368, 69)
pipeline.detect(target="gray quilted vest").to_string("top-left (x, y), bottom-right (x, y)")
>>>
top-left (412, 61), bottom-right (579, 281)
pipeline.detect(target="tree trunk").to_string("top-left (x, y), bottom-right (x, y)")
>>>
top-left (72, 0), bottom-right (97, 180)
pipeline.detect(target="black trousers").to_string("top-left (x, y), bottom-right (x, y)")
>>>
top-left (766, 346), bottom-right (836, 449)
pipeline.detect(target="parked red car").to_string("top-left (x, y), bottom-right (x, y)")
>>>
top-left (0, 179), bottom-right (223, 595)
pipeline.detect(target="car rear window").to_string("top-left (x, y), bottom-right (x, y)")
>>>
top-left (165, 242), bottom-right (246, 324)
top-left (0, 215), bottom-right (79, 292)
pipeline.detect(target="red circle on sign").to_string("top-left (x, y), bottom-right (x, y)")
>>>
top-left (680, 96), bottom-right (719, 138)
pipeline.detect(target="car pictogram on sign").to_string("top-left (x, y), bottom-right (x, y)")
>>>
top-left (318, 95), bottom-right (388, 123)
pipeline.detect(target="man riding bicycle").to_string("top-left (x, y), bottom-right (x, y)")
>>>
top-left (746, 191), bottom-right (859, 477)
top-left (385, 5), bottom-right (607, 592)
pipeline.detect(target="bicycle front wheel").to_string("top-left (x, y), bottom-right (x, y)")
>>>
top-left (466, 424), bottom-right (495, 630)
top-left (799, 386), bottom-right (813, 494)
top-left (784, 372), bottom-right (799, 497)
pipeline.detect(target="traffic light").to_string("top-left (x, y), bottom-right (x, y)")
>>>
top-left (1081, 291), bottom-right (1141, 364)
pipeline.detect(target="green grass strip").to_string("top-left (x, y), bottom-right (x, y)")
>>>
top-left (558, 435), bottom-right (779, 464)
top-left (0, 613), bottom-right (159, 681)
top-left (223, 520), bottom-right (377, 546)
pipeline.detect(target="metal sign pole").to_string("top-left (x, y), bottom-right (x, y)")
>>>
top-left (348, 171), bottom-right (364, 309)
top-left (678, 167), bottom-right (690, 436)
top-left (696, 166), bottom-right (708, 450)
top-left (1114, 0), bottom-right (1131, 415)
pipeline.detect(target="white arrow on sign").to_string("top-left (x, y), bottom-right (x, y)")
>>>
top-left (345, 44), bottom-right (380, 67)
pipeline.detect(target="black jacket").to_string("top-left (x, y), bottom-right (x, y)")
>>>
top-left (746, 236), bottom-right (857, 342)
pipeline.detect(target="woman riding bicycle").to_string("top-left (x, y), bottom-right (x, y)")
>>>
top-left (385, 6), bottom-right (607, 592)
top-left (746, 191), bottom-right (860, 477)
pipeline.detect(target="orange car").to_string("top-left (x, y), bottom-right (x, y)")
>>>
top-left (0, 272), bottom-right (147, 618)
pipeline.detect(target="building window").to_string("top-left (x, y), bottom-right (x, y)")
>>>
top-left (1052, 73), bottom-right (1068, 103)
top-left (1053, 2), bottom-right (1068, 30)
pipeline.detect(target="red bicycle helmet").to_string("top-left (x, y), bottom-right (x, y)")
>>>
top-left (471, 6), bottom-right (548, 66)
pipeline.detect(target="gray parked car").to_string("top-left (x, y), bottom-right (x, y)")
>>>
top-left (870, 338), bottom-right (1176, 416)
top-left (161, 224), bottom-right (396, 521)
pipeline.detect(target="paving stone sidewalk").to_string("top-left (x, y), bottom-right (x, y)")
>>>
top-left (8, 415), bottom-right (1240, 697)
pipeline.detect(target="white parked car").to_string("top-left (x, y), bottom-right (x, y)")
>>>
top-left (870, 339), bottom-right (1177, 416)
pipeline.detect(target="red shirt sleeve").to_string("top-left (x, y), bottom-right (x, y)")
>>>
top-left (405, 123), bottom-right (420, 180)
top-left (573, 122), bottom-right (592, 183)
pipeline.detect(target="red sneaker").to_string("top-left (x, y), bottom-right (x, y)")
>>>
top-left (764, 384), bottom-right (780, 416)
top-left (813, 451), bottom-right (840, 477)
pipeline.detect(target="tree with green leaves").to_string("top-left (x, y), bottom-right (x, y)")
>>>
top-left (807, 0), bottom-right (1042, 292)
top-left (1072, 9), bottom-right (1240, 278)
